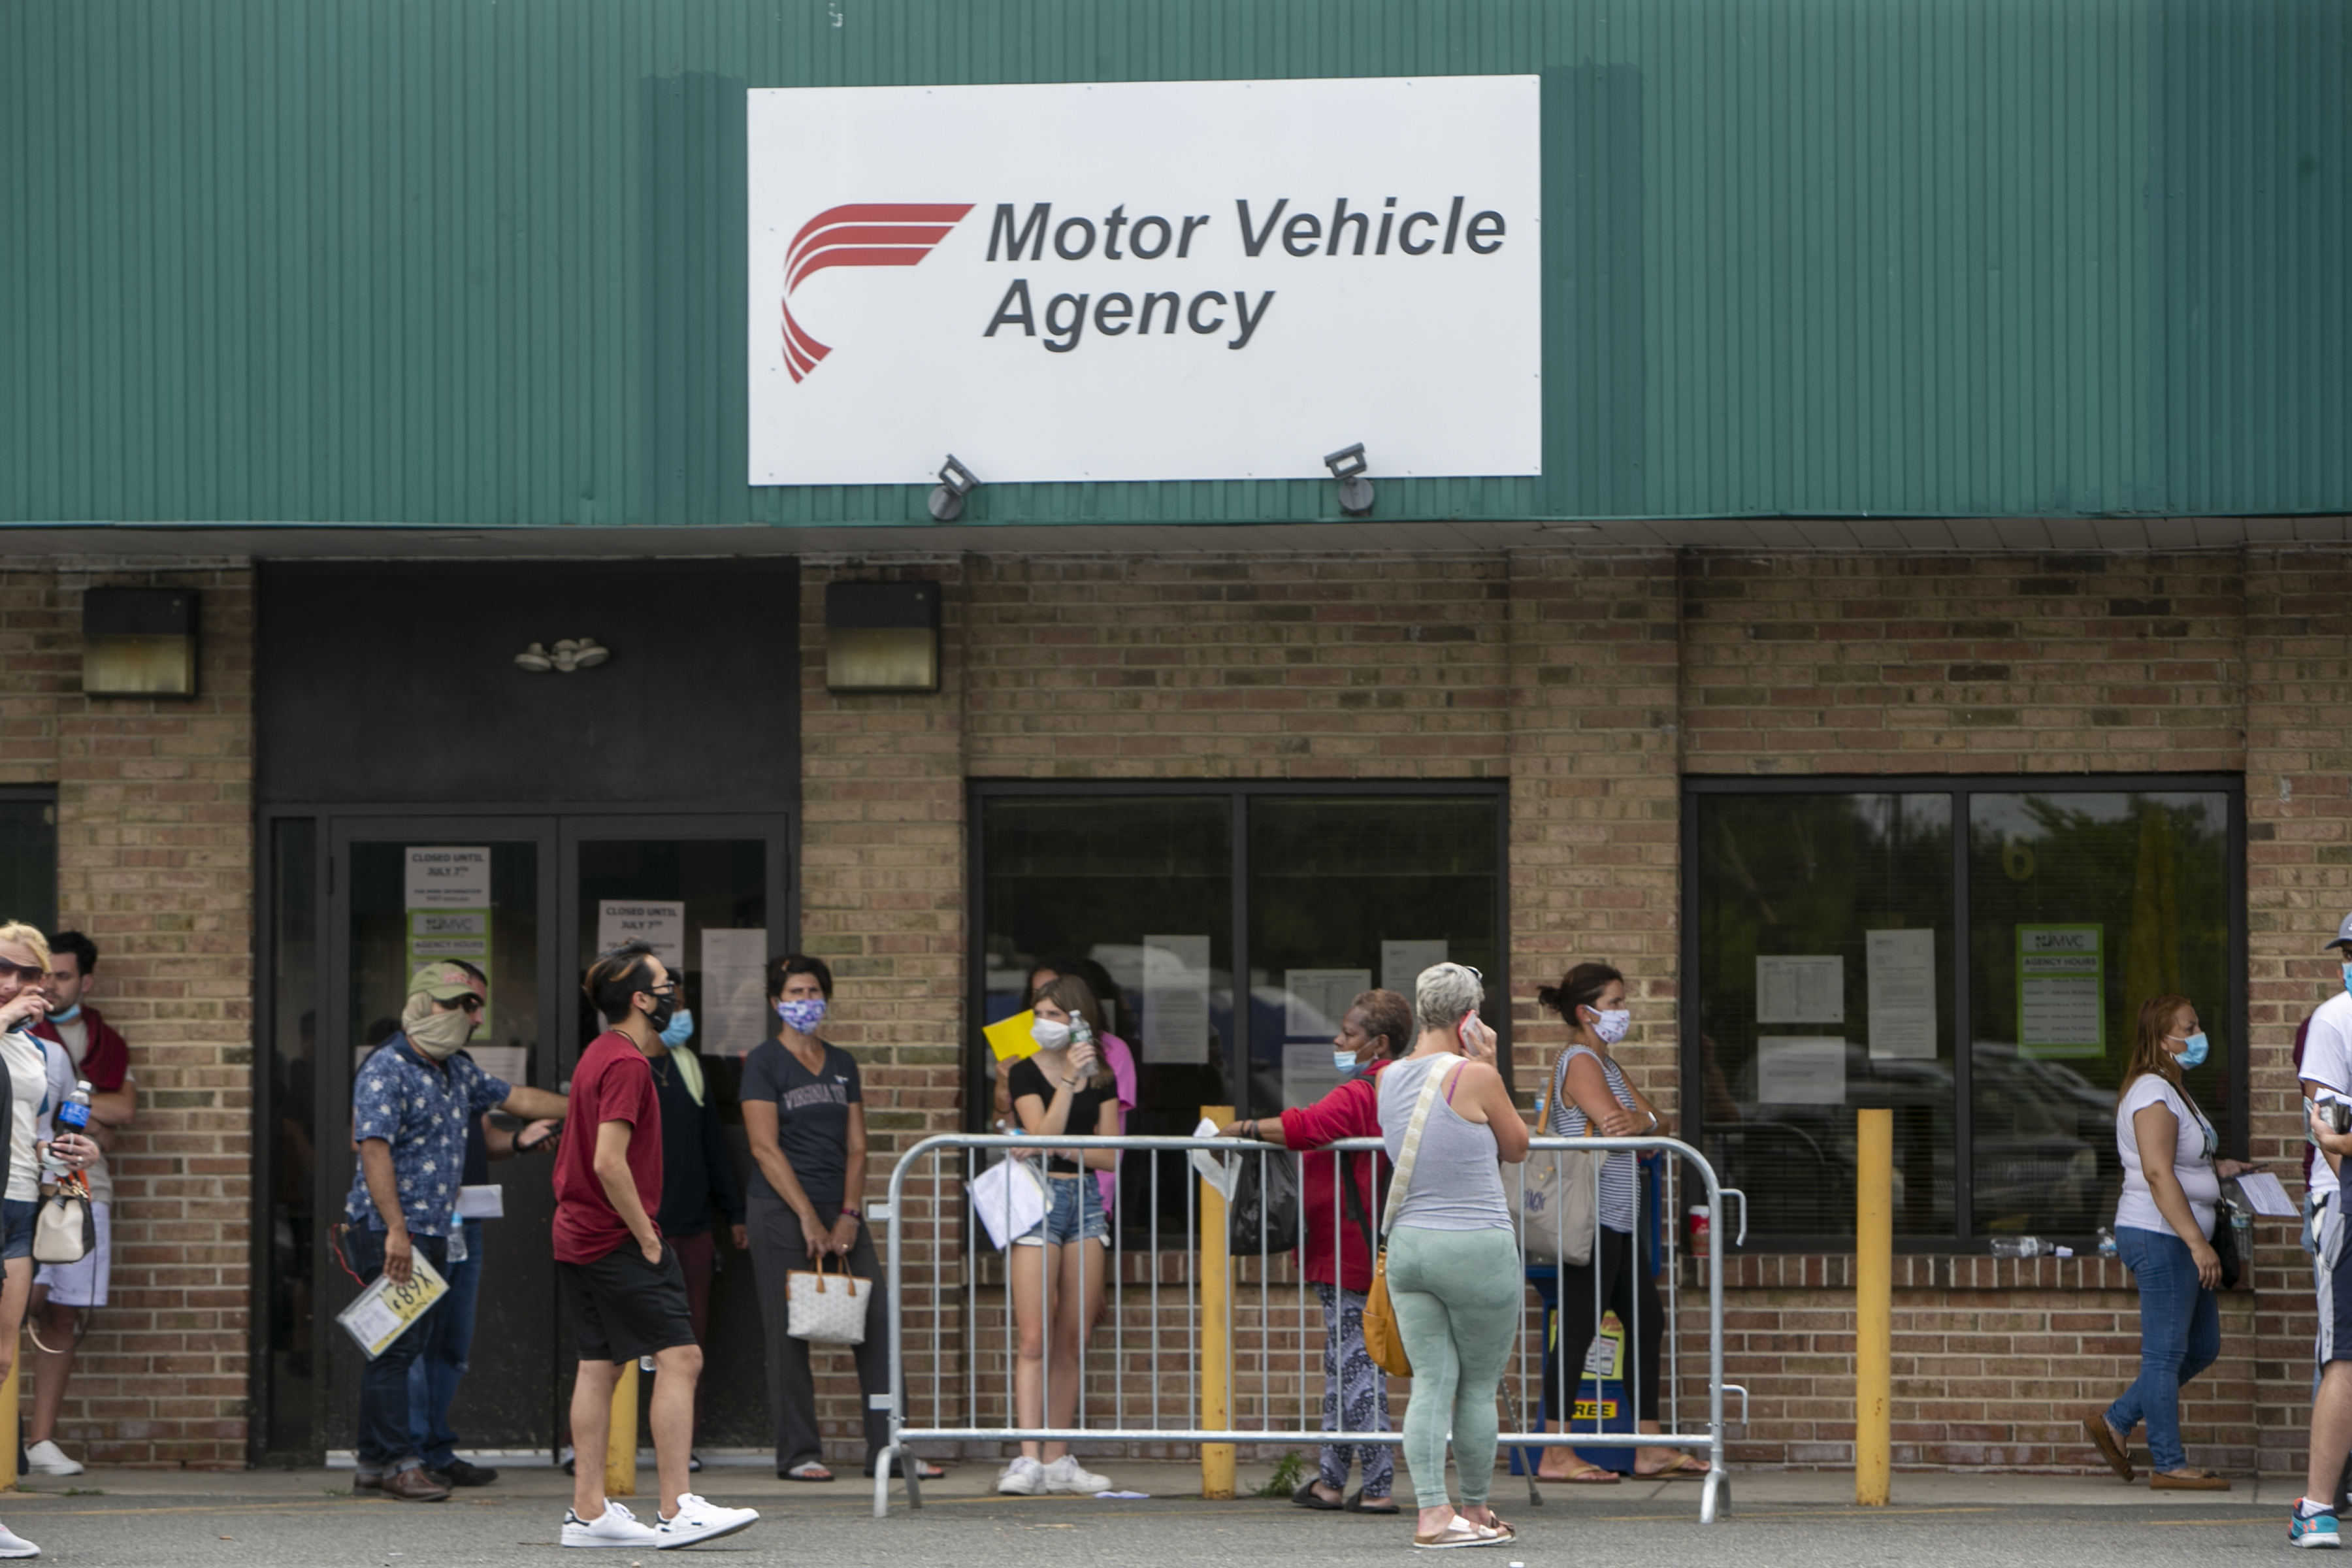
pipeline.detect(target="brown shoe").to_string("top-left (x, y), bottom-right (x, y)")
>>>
top-left (380, 1466), bottom-right (451, 1502)
top-left (2083, 1415), bottom-right (2134, 1482)
top-left (2150, 1469), bottom-right (2231, 1491)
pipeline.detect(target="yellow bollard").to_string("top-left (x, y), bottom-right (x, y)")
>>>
top-left (1200, 1104), bottom-right (1234, 1501)
top-left (1855, 1107), bottom-right (1892, 1507)
top-left (604, 1358), bottom-right (639, 1499)
top-left (0, 1330), bottom-right (18, 1492)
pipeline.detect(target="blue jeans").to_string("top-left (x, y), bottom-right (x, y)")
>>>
top-left (1013, 1175), bottom-right (1110, 1248)
top-left (339, 1225), bottom-right (449, 1473)
top-left (407, 1219), bottom-right (483, 1470)
top-left (2105, 1224), bottom-right (2220, 1472)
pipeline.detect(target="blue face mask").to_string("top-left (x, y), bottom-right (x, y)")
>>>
top-left (2174, 1032), bottom-right (2210, 1070)
top-left (777, 997), bottom-right (827, 1034)
top-left (48, 1003), bottom-right (81, 1024)
top-left (2343, 962), bottom-right (2352, 996)
top-left (659, 1007), bottom-right (695, 1049)
top-left (1332, 1048), bottom-right (1360, 1075)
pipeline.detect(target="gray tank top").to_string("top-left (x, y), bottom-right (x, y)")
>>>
top-left (1379, 1053), bottom-right (1514, 1234)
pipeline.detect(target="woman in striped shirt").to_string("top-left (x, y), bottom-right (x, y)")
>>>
top-left (1535, 962), bottom-right (1702, 1482)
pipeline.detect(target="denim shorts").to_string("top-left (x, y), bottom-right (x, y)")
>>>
top-left (1, 1197), bottom-right (40, 1262)
top-left (1015, 1175), bottom-right (1111, 1248)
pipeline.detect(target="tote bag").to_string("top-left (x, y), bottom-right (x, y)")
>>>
top-left (786, 1251), bottom-right (873, 1346)
top-left (1512, 1049), bottom-right (1601, 1267)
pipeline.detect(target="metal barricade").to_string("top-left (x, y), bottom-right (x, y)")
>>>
top-left (872, 1131), bottom-right (1743, 1523)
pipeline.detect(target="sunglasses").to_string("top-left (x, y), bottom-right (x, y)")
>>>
top-left (0, 961), bottom-right (45, 985)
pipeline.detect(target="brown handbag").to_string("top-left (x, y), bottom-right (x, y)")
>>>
top-left (1361, 1058), bottom-right (1462, 1379)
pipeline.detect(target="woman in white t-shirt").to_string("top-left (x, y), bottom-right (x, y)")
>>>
top-left (2083, 994), bottom-right (2260, 1492)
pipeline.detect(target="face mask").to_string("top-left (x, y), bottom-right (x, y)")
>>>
top-left (659, 1007), bottom-right (696, 1049)
top-left (2343, 962), bottom-right (2351, 996)
top-left (2174, 1032), bottom-right (2210, 1070)
top-left (1030, 1017), bottom-right (1073, 1051)
top-left (48, 1004), bottom-right (80, 1024)
top-left (642, 990), bottom-right (678, 1036)
top-left (1333, 1048), bottom-right (1361, 1075)
top-left (1588, 1008), bottom-right (1631, 1045)
top-left (777, 997), bottom-right (827, 1035)
top-left (406, 1005), bottom-right (475, 1062)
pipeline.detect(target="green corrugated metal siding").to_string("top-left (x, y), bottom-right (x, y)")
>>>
top-left (3, 0), bottom-right (2345, 528)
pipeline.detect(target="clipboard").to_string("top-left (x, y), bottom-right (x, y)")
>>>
top-left (336, 1254), bottom-right (450, 1359)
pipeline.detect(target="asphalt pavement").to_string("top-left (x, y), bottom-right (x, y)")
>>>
top-left (0, 1461), bottom-right (2303, 1566)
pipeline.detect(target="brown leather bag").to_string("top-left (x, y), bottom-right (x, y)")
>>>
top-left (1361, 1058), bottom-right (1462, 1379)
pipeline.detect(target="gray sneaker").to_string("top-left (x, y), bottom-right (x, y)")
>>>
top-left (997, 1456), bottom-right (1047, 1495)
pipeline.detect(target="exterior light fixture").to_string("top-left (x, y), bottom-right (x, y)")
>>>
top-left (514, 638), bottom-right (610, 672)
top-left (82, 587), bottom-right (199, 698)
top-left (826, 580), bottom-right (940, 693)
top-left (1323, 443), bottom-right (1375, 516)
top-left (928, 454), bottom-right (980, 522)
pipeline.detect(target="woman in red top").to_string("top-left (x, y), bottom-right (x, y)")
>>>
top-left (1220, 987), bottom-right (1411, 1514)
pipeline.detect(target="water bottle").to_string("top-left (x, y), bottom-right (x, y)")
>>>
top-left (2097, 1226), bottom-right (2118, 1258)
top-left (56, 1079), bottom-right (91, 1136)
top-left (2230, 1200), bottom-right (2253, 1254)
top-left (446, 1214), bottom-right (468, 1264)
top-left (1988, 1235), bottom-right (2047, 1258)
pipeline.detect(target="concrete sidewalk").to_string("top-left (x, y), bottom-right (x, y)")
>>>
top-left (0, 1460), bottom-right (2298, 1567)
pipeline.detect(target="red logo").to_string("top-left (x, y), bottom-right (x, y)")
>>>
top-left (782, 203), bottom-right (974, 382)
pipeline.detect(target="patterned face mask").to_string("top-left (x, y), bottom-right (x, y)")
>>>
top-left (777, 997), bottom-right (827, 1034)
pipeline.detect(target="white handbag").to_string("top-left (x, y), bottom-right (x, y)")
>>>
top-left (786, 1251), bottom-right (873, 1346)
top-left (32, 1184), bottom-right (94, 1266)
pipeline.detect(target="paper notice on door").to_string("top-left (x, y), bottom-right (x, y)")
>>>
top-left (1380, 941), bottom-right (1448, 998)
top-left (598, 902), bottom-right (685, 969)
top-left (1143, 935), bottom-right (1212, 1065)
top-left (404, 847), bottom-right (490, 909)
top-left (1282, 1043), bottom-right (1348, 1109)
top-left (1865, 929), bottom-right (1938, 1060)
top-left (1756, 1036), bottom-right (1847, 1105)
top-left (468, 1046), bottom-right (527, 1087)
top-left (2018, 924), bottom-right (2103, 1059)
top-left (699, 928), bottom-right (770, 1056)
top-left (405, 847), bottom-right (493, 1032)
top-left (1285, 968), bottom-right (1369, 1038)
top-left (1756, 956), bottom-right (1844, 1024)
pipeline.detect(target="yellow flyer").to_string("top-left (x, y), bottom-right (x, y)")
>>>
top-left (336, 1254), bottom-right (450, 1360)
top-left (984, 1009), bottom-right (1042, 1063)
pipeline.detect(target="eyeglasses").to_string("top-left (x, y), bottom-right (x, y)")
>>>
top-left (0, 961), bottom-right (44, 985)
top-left (640, 981), bottom-right (677, 998)
top-left (455, 994), bottom-right (485, 1013)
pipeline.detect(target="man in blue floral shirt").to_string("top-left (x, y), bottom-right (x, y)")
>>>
top-left (341, 963), bottom-right (568, 1501)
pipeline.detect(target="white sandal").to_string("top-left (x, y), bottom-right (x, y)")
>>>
top-left (1412, 1516), bottom-right (1509, 1550)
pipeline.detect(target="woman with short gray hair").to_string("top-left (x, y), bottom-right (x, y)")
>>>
top-left (1378, 962), bottom-right (1529, 1548)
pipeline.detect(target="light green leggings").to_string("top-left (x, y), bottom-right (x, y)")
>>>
top-left (1384, 1225), bottom-right (1522, 1511)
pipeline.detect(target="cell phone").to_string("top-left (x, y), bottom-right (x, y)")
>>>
top-left (2329, 1100), bottom-right (2351, 1137)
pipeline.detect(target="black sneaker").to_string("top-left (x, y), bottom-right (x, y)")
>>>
top-left (440, 1458), bottom-right (499, 1487)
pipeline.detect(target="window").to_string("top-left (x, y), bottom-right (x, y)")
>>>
top-left (974, 784), bottom-right (1505, 1237)
top-left (1686, 777), bottom-right (2243, 1247)
top-left (0, 789), bottom-right (57, 937)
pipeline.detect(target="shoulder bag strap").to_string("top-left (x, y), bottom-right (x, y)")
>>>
top-left (1339, 1147), bottom-right (1376, 1258)
top-left (1379, 1058), bottom-right (1464, 1239)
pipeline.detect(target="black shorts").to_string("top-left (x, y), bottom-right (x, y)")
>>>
top-left (559, 1239), bottom-right (698, 1364)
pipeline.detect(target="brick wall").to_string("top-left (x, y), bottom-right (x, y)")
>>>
top-left (0, 560), bottom-right (252, 1467)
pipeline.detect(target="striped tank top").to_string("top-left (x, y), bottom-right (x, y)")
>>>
top-left (1548, 1044), bottom-right (1639, 1234)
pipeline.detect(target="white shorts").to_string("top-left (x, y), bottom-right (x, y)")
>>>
top-left (35, 1201), bottom-right (110, 1308)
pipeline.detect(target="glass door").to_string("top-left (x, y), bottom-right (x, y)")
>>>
top-left (321, 819), bottom-right (561, 1454)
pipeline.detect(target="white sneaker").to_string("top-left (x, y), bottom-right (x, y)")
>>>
top-left (1041, 1455), bottom-right (1111, 1494)
top-left (23, 1441), bottom-right (81, 1478)
top-left (654, 1494), bottom-right (759, 1549)
top-left (997, 1456), bottom-right (1046, 1495)
top-left (561, 1499), bottom-right (659, 1548)
top-left (0, 1524), bottom-right (34, 1559)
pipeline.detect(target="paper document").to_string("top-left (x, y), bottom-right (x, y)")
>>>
top-left (336, 1254), bottom-right (449, 1360)
top-left (968, 1156), bottom-right (1047, 1249)
top-left (1189, 1117), bottom-right (1240, 1202)
top-left (2232, 1171), bottom-right (2299, 1219)
top-left (1757, 956), bottom-right (1844, 1024)
top-left (1865, 928), bottom-right (1938, 1060)
top-left (454, 1184), bottom-right (504, 1220)
top-left (1756, 1036), bottom-right (1847, 1105)
top-left (700, 928), bottom-right (771, 1056)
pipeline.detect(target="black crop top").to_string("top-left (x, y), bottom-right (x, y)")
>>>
top-left (1007, 1055), bottom-right (1117, 1175)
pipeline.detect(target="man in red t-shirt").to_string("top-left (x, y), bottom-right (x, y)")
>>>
top-left (554, 941), bottom-right (758, 1551)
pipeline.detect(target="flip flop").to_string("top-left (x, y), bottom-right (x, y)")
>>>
top-left (1345, 1489), bottom-right (1399, 1514)
top-left (2083, 1415), bottom-right (2135, 1483)
top-left (1635, 1454), bottom-right (1711, 1480)
top-left (783, 1462), bottom-right (836, 1482)
top-left (1541, 1464), bottom-right (1620, 1484)
top-left (1412, 1516), bottom-right (1510, 1550)
top-left (1292, 1480), bottom-right (1345, 1511)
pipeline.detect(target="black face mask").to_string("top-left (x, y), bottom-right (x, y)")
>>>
top-left (642, 988), bottom-right (678, 1036)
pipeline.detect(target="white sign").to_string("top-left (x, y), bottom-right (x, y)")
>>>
top-left (1757, 956), bottom-right (1845, 1024)
top-left (1756, 1037), bottom-right (1847, 1106)
top-left (1865, 930), bottom-right (1938, 1061)
top-left (700, 928), bottom-right (772, 1057)
top-left (597, 902), bottom-right (685, 969)
top-left (1143, 935), bottom-right (1213, 1065)
top-left (1380, 941), bottom-right (1450, 999)
top-left (746, 76), bottom-right (1542, 486)
top-left (404, 847), bottom-right (489, 909)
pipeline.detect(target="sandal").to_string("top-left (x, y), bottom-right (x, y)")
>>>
top-left (1292, 1479), bottom-right (1345, 1511)
top-left (783, 1462), bottom-right (836, 1482)
top-left (1345, 1489), bottom-right (1399, 1514)
top-left (1413, 1516), bottom-right (1510, 1550)
top-left (1635, 1454), bottom-right (1710, 1480)
top-left (1541, 1462), bottom-right (1620, 1484)
top-left (864, 1456), bottom-right (947, 1480)
top-left (2083, 1414), bottom-right (2135, 1483)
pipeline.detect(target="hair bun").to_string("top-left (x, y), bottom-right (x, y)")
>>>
top-left (1535, 985), bottom-right (1563, 1012)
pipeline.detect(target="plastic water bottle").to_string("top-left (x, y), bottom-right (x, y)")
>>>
top-left (56, 1079), bottom-right (91, 1136)
top-left (1988, 1235), bottom-right (2048, 1258)
top-left (2097, 1226), bottom-right (2118, 1258)
top-left (446, 1214), bottom-right (468, 1264)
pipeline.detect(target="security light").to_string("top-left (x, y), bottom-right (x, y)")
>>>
top-left (1323, 444), bottom-right (1375, 516)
